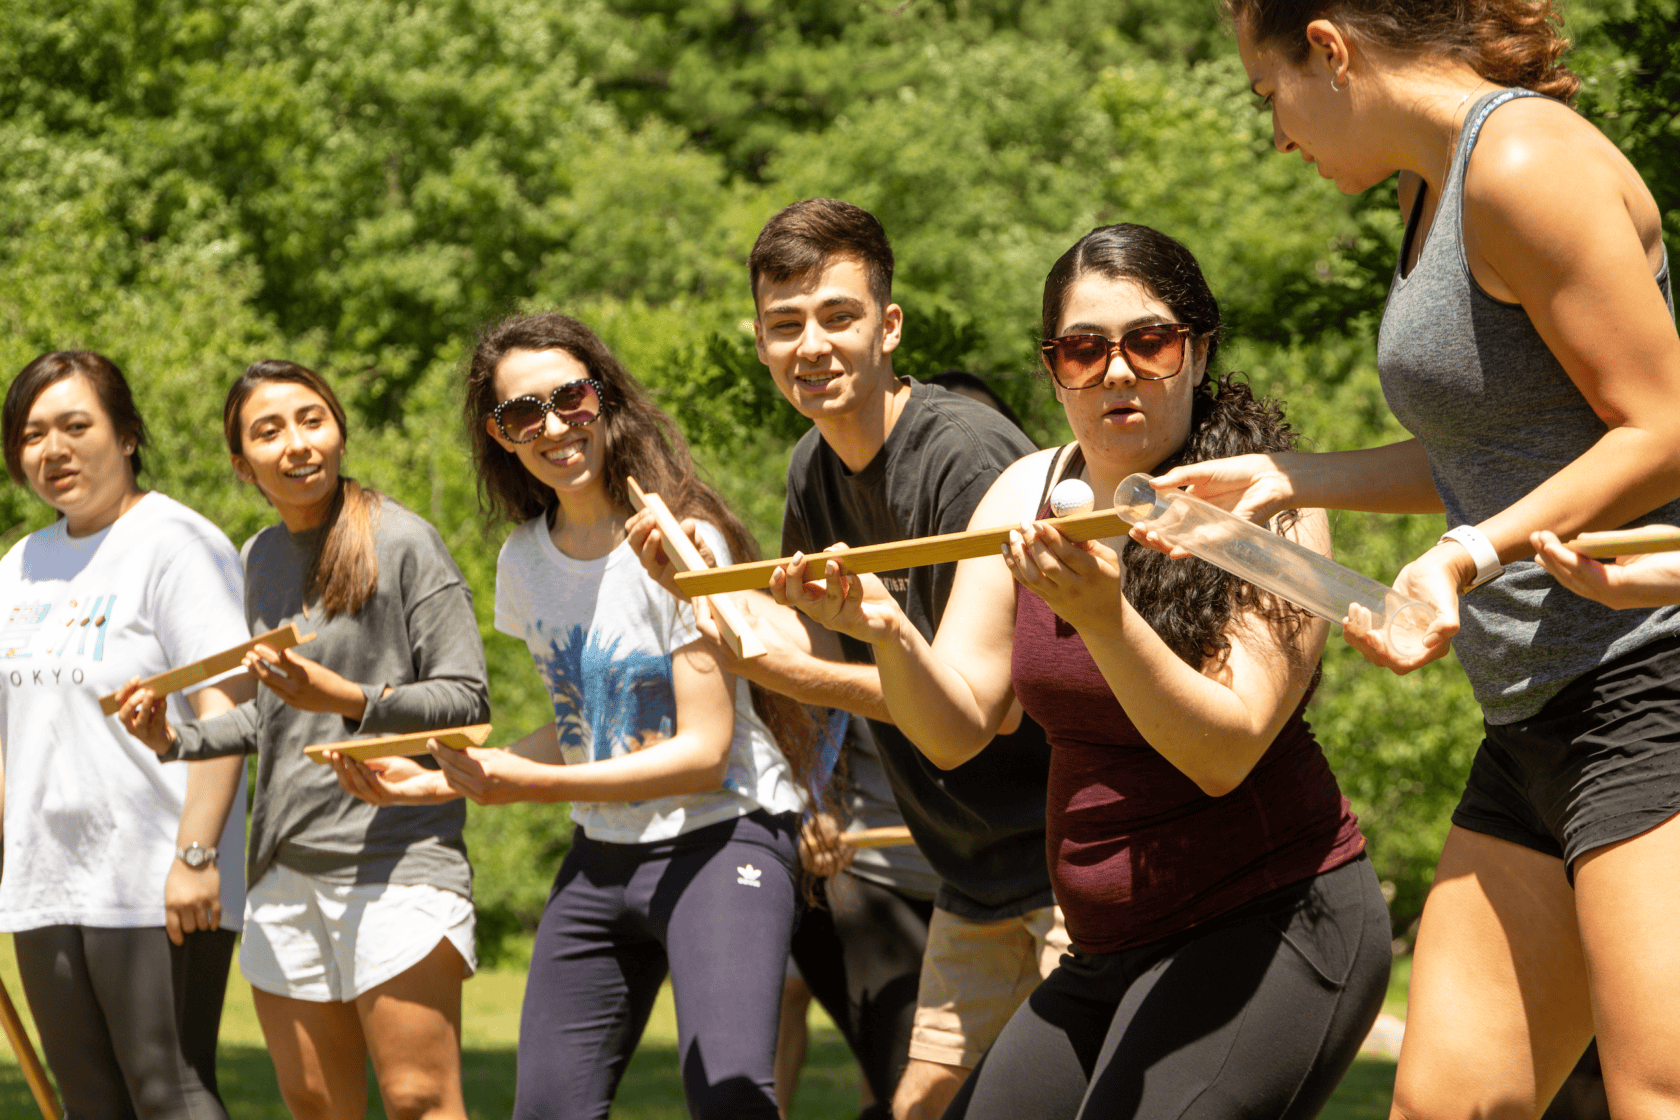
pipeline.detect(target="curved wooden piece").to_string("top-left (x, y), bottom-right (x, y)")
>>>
top-left (305, 723), bottom-right (493, 764)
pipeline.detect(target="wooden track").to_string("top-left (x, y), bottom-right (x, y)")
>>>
top-left (627, 477), bottom-right (766, 660)
top-left (304, 723), bottom-right (493, 764)
top-left (1561, 526), bottom-right (1680, 559)
top-left (0, 975), bottom-right (60, 1120)
top-left (673, 509), bottom-right (1133, 596)
top-left (838, 825), bottom-right (915, 850)
top-left (100, 623), bottom-right (313, 716)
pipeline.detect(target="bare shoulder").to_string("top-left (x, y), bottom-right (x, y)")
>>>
top-left (1465, 97), bottom-right (1662, 260)
top-left (969, 447), bottom-right (1060, 529)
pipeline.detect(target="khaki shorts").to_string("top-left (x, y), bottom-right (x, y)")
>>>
top-left (908, 903), bottom-right (1069, 1069)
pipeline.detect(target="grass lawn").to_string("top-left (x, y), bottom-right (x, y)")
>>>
top-left (0, 933), bottom-right (1402, 1118)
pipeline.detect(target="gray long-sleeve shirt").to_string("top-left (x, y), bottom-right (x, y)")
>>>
top-left (172, 498), bottom-right (489, 897)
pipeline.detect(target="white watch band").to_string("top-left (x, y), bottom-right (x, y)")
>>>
top-left (1440, 524), bottom-right (1504, 590)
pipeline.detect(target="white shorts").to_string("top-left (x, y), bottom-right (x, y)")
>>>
top-left (239, 864), bottom-right (477, 1003)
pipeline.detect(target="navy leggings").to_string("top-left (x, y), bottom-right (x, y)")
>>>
top-left (13, 925), bottom-right (234, 1120)
top-left (514, 810), bottom-right (799, 1120)
top-left (943, 857), bottom-right (1391, 1120)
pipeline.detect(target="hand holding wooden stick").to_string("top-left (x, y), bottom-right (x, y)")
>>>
top-left (99, 623), bottom-right (314, 716)
top-left (626, 476), bottom-right (766, 660)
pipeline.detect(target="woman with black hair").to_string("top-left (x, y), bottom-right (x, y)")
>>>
top-left (0, 350), bottom-right (251, 1119)
top-left (118, 359), bottom-right (488, 1120)
top-left (333, 312), bottom-right (817, 1119)
top-left (777, 225), bottom-right (1390, 1119)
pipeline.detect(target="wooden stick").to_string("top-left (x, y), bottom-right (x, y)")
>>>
top-left (304, 723), bottom-right (493, 765)
top-left (0, 974), bottom-right (60, 1120)
top-left (1561, 526), bottom-right (1680, 559)
top-left (99, 623), bottom-right (313, 716)
top-left (673, 509), bottom-right (1134, 596)
top-left (839, 825), bottom-right (915, 850)
top-left (626, 477), bottom-right (767, 660)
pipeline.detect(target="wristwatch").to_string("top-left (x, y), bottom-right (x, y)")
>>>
top-left (1439, 524), bottom-right (1504, 591)
top-left (175, 843), bottom-right (218, 870)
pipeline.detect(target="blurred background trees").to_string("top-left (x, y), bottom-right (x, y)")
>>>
top-left (1, 0), bottom-right (1673, 960)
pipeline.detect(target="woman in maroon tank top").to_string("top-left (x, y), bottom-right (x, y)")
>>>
top-left (771, 224), bottom-right (1390, 1118)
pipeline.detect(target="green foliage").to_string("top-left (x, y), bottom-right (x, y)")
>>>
top-left (1572, 0), bottom-right (1680, 256)
top-left (2, 0), bottom-right (1675, 952)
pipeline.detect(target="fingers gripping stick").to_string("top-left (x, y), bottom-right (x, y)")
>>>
top-left (99, 623), bottom-right (315, 716)
top-left (626, 477), bottom-right (766, 660)
top-left (304, 723), bottom-right (492, 764)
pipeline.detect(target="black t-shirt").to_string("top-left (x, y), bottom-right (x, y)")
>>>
top-left (784, 379), bottom-right (1053, 919)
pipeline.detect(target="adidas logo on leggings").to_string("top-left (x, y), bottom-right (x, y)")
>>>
top-left (736, 864), bottom-right (761, 888)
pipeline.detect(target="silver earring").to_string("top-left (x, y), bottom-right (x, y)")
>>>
top-left (1331, 71), bottom-right (1349, 93)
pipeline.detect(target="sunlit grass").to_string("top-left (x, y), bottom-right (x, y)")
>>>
top-left (0, 934), bottom-right (1398, 1118)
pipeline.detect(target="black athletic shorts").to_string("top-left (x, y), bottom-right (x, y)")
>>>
top-left (1454, 633), bottom-right (1680, 877)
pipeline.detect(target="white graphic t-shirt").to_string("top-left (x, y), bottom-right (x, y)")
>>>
top-left (0, 492), bottom-right (250, 931)
top-left (495, 515), bottom-right (801, 843)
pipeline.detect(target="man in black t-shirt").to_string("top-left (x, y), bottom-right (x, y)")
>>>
top-left (746, 199), bottom-right (1059, 1120)
top-left (630, 198), bottom-right (1059, 1119)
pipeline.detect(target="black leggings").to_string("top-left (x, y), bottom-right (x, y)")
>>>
top-left (943, 858), bottom-right (1391, 1120)
top-left (13, 924), bottom-right (235, 1120)
top-left (791, 873), bottom-right (934, 1114)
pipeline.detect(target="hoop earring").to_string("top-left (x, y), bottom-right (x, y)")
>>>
top-left (1330, 71), bottom-right (1350, 93)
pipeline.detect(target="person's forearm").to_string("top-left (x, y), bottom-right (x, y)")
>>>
top-left (1477, 424), bottom-right (1680, 562)
top-left (178, 755), bottom-right (244, 849)
top-left (359, 676), bottom-right (489, 735)
top-left (495, 735), bottom-right (732, 804)
top-left (730, 650), bottom-right (893, 724)
top-left (1290, 441), bottom-right (1442, 514)
top-left (1077, 609), bottom-right (1308, 796)
top-left (866, 618), bottom-right (1008, 770)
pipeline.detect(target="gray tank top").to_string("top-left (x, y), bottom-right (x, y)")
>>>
top-left (1378, 88), bottom-right (1678, 725)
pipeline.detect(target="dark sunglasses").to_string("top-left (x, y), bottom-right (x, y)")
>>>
top-left (1039, 323), bottom-right (1194, 389)
top-left (491, 378), bottom-right (605, 444)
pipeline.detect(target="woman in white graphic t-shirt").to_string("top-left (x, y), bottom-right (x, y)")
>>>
top-left (0, 349), bottom-right (251, 1118)
top-left (333, 311), bottom-right (818, 1119)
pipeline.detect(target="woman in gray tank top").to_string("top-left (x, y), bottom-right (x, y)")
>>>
top-left (1136, 1), bottom-right (1680, 1116)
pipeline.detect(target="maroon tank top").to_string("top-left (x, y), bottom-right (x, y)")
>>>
top-left (1012, 481), bottom-right (1365, 954)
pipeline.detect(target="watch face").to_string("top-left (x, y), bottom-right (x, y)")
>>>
top-left (181, 846), bottom-right (212, 869)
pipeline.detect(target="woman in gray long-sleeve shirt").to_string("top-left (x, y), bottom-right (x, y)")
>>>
top-left (118, 359), bottom-right (489, 1120)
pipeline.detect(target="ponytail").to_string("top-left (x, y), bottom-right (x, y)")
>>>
top-left (1226, 0), bottom-right (1580, 103)
top-left (224, 359), bottom-right (383, 620)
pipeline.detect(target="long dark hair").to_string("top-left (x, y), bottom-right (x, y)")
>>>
top-left (4, 350), bottom-right (147, 485)
top-left (1227, 0), bottom-right (1579, 103)
top-left (1043, 224), bottom-right (1309, 669)
top-left (224, 360), bottom-right (383, 620)
top-left (464, 313), bottom-right (821, 807)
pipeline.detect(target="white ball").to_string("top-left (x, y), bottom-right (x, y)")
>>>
top-left (1049, 477), bottom-right (1095, 517)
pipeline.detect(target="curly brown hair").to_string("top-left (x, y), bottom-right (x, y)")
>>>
top-left (1043, 224), bottom-right (1310, 669)
top-left (1227, 0), bottom-right (1580, 103)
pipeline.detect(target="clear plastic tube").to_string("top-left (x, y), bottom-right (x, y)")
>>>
top-left (1112, 474), bottom-right (1437, 659)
